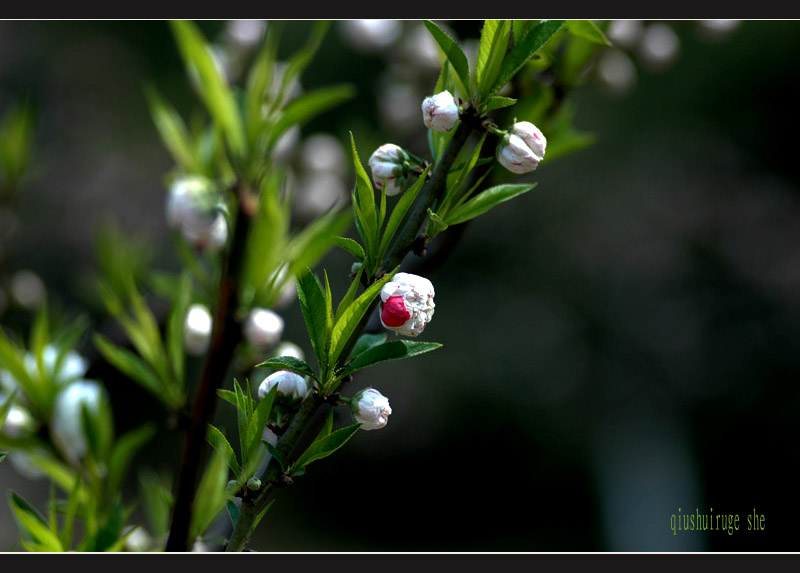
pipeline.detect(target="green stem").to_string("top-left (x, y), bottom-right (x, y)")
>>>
top-left (224, 112), bottom-right (481, 551)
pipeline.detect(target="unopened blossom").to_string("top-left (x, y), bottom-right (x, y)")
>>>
top-left (422, 90), bottom-right (459, 132)
top-left (51, 380), bottom-right (105, 464)
top-left (2, 345), bottom-right (89, 394)
top-left (184, 303), bottom-right (213, 356)
top-left (350, 388), bottom-right (392, 431)
top-left (368, 143), bottom-right (410, 196)
top-left (165, 175), bottom-right (228, 251)
top-left (257, 370), bottom-right (309, 402)
top-left (379, 272), bottom-right (435, 337)
top-left (243, 308), bottom-right (285, 349)
top-left (496, 121), bottom-right (547, 174)
top-left (273, 341), bottom-right (305, 361)
top-left (0, 402), bottom-right (37, 439)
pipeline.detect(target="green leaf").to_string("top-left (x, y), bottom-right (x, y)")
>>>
top-left (349, 132), bottom-right (378, 258)
top-left (106, 423), bottom-right (157, 500)
top-left (144, 85), bottom-right (198, 172)
top-left (284, 208), bottom-right (352, 283)
top-left (328, 270), bottom-right (396, 371)
top-left (255, 356), bottom-right (318, 381)
top-left (490, 20), bottom-right (566, 96)
top-left (207, 423), bottom-right (242, 478)
top-left (226, 500), bottom-right (241, 530)
top-left (423, 20), bottom-right (471, 100)
top-left (243, 384), bottom-right (277, 473)
top-left (334, 267), bottom-right (364, 326)
top-left (566, 20), bottom-right (611, 46)
top-left (288, 423), bottom-right (361, 475)
top-left (0, 452), bottom-right (6, 464)
top-left (270, 84), bottom-right (356, 148)
top-left (296, 270), bottom-right (329, 371)
top-left (0, 99), bottom-right (37, 187)
top-left (9, 492), bottom-right (64, 551)
top-left (170, 20), bottom-right (246, 160)
top-left (341, 340), bottom-right (443, 377)
top-left (93, 334), bottom-right (169, 408)
top-left (377, 165), bottom-right (429, 263)
top-left (262, 439), bottom-right (286, 471)
top-left (426, 208), bottom-right (449, 236)
top-left (445, 183), bottom-right (536, 226)
top-left (89, 498), bottom-right (124, 552)
top-left (482, 95), bottom-right (517, 113)
top-left (349, 332), bottom-right (388, 359)
top-left (138, 469), bottom-right (173, 540)
top-left (332, 236), bottom-right (365, 262)
top-left (165, 271), bottom-right (192, 389)
top-left (475, 20), bottom-right (511, 101)
top-left (189, 447), bottom-right (231, 541)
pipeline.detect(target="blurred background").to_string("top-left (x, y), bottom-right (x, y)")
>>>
top-left (1, 20), bottom-right (799, 552)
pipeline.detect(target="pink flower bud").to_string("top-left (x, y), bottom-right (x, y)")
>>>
top-left (496, 121), bottom-right (547, 174)
top-left (258, 370), bottom-right (309, 402)
top-left (368, 143), bottom-right (409, 196)
top-left (379, 272), bottom-right (435, 337)
top-left (351, 388), bottom-right (392, 431)
top-left (422, 90), bottom-right (459, 132)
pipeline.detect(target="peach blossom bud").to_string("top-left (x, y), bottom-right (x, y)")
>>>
top-left (379, 272), bottom-right (435, 337)
top-left (51, 380), bottom-right (105, 463)
top-left (368, 143), bottom-right (410, 196)
top-left (184, 304), bottom-right (213, 356)
top-left (258, 370), bottom-right (309, 402)
top-left (496, 121), bottom-right (547, 174)
top-left (351, 388), bottom-right (392, 431)
top-left (166, 175), bottom-right (228, 251)
top-left (243, 308), bottom-right (284, 349)
top-left (422, 90), bottom-right (459, 132)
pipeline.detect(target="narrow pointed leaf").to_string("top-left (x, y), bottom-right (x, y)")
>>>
top-left (445, 183), bottom-right (536, 226)
top-left (255, 356), bottom-right (318, 381)
top-left (423, 20), bottom-right (471, 100)
top-left (490, 20), bottom-right (566, 96)
top-left (341, 340), bottom-right (443, 377)
top-left (566, 20), bottom-right (611, 46)
top-left (289, 423), bottom-right (361, 474)
top-left (207, 424), bottom-right (242, 478)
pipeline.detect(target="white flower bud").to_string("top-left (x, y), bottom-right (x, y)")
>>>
top-left (165, 175), bottom-right (227, 251)
top-left (273, 341), bottom-right (305, 361)
top-left (379, 272), bottom-right (435, 337)
top-left (1, 403), bottom-right (37, 439)
top-left (422, 90), bottom-right (459, 132)
top-left (184, 304), bottom-right (213, 356)
top-left (350, 388), bottom-right (392, 431)
top-left (7, 450), bottom-right (46, 480)
top-left (496, 121), bottom-right (547, 174)
top-left (246, 476), bottom-right (262, 490)
top-left (257, 370), bottom-right (309, 402)
top-left (368, 143), bottom-right (409, 197)
top-left (51, 380), bottom-right (105, 464)
top-left (3, 345), bottom-right (89, 394)
top-left (243, 308), bottom-right (285, 349)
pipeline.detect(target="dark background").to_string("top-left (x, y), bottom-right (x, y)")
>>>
top-left (1, 20), bottom-right (799, 552)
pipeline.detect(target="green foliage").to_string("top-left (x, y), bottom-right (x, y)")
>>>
top-left (341, 340), bottom-right (443, 377)
top-left (288, 423), bottom-right (361, 476)
top-left (0, 99), bottom-right (37, 192)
